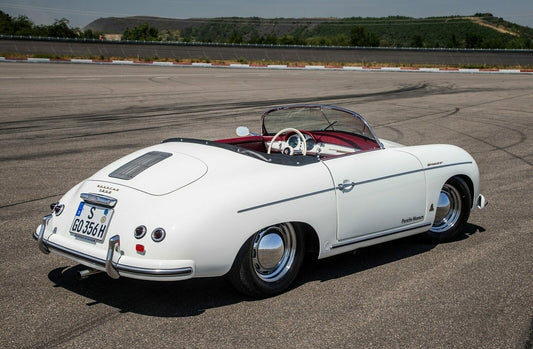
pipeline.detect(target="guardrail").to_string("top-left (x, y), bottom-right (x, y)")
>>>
top-left (2, 34), bottom-right (532, 53)
top-left (1, 36), bottom-right (532, 66)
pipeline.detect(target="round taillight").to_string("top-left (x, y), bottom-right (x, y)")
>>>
top-left (134, 225), bottom-right (147, 239)
top-left (151, 228), bottom-right (166, 242)
top-left (53, 204), bottom-right (64, 216)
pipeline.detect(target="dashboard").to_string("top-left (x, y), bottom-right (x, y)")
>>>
top-left (270, 133), bottom-right (360, 156)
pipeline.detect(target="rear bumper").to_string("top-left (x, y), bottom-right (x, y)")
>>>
top-left (34, 218), bottom-right (194, 281)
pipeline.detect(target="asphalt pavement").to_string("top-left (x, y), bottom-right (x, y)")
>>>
top-left (0, 63), bottom-right (531, 348)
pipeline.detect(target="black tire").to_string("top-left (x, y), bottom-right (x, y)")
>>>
top-left (229, 222), bottom-right (304, 298)
top-left (425, 176), bottom-right (472, 242)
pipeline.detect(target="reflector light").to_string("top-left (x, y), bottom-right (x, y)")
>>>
top-left (152, 228), bottom-right (166, 242)
top-left (136, 244), bottom-right (145, 253)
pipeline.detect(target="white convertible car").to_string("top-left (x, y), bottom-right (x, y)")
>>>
top-left (34, 104), bottom-right (487, 297)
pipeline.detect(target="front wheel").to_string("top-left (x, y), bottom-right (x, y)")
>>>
top-left (425, 176), bottom-right (472, 242)
top-left (229, 223), bottom-right (304, 298)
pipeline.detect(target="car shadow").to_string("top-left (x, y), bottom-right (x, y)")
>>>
top-left (48, 223), bottom-right (485, 317)
top-left (48, 266), bottom-right (243, 317)
top-left (298, 223), bottom-right (486, 283)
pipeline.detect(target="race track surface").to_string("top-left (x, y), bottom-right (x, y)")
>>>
top-left (0, 63), bottom-right (531, 348)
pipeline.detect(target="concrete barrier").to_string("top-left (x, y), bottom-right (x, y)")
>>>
top-left (1, 37), bottom-right (532, 67)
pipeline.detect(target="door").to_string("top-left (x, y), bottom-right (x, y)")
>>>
top-left (323, 149), bottom-right (427, 241)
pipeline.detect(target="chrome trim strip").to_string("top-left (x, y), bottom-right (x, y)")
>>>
top-left (237, 188), bottom-right (335, 213)
top-left (331, 223), bottom-right (432, 249)
top-left (355, 161), bottom-right (473, 186)
top-left (237, 161), bottom-right (473, 213)
top-left (41, 239), bottom-right (193, 277)
top-left (117, 264), bottom-right (193, 276)
top-left (425, 161), bottom-right (473, 171)
top-left (80, 193), bottom-right (117, 208)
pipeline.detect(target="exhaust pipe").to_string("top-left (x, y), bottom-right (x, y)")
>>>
top-left (76, 268), bottom-right (103, 280)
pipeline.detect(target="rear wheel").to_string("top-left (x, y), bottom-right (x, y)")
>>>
top-left (425, 176), bottom-right (472, 242)
top-left (229, 222), bottom-right (304, 298)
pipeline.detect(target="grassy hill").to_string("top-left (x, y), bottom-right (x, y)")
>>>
top-left (85, 14), bottom-right (533, 49)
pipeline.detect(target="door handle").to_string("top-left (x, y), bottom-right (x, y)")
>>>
top-left (337, 181), bottom-right (356, 191)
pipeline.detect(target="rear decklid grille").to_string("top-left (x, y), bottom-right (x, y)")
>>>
top-left (109, 151), bottom-right (172, 180)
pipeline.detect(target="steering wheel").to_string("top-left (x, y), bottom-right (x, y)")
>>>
top-left (267, 128), bottom-right (307, 156)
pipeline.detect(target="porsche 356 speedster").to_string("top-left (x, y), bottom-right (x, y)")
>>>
top-left (34, 104), bottom-right (487, 297)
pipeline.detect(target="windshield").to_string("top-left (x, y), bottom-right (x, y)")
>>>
top-left (261, 105), bottom-right (381, 145)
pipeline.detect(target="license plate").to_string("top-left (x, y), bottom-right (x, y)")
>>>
top-left (69, 202), bottom-right (114, 242)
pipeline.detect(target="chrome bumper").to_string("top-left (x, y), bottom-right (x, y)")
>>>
top-left (34, 218), bottom-right (193, 280)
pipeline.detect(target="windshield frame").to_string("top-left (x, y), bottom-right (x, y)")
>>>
top-left (260, 104), bottom-right (383, 149)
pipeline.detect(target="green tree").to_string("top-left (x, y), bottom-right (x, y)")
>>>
top-left (0, 11), bottom-right (35, 36)
top-left (411, 35), bottom-right (424, 47)
top-left (122, 23), bottom-right (160, 41)
top-left (465, 32), bottom-right (483, 48)
top-left (349, 26), bottom-right (379, 46)
top-left (47, 18), bottom-right (77, 38)
top-left (80, 29), bottom-right (103, 39)
top-left (448, 34), bottom-right (459, 48)
top-left (229, 30), bottom-right (243, 43)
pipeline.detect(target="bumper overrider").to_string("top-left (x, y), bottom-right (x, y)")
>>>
top-left (34, 215), bottom-right (194, 281)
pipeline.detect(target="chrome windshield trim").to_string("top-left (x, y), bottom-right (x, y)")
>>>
top-left (260, 104), bottom-right (384, 149)
top-left (80, 193), bottom-right (117, 208)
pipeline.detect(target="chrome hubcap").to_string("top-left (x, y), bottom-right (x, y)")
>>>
top-left (431, 184), bottom-right (462, 233)
top-left (252, 224), bottom-right (296, 282)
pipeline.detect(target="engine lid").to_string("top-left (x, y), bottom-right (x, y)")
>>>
top-left (90, 150), bottom-right (208, 195)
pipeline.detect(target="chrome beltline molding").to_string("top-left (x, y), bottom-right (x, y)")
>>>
top-left (237, 188), bottom-right (335, 213)
top-left (354, 161), bottom-right (473, 186)
top-left (238, 161), bottom-right (473, 214)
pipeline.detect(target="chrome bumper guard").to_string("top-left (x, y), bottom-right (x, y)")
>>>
top-left (105, 235), bottom-right (121, 279)
top-left (477, 194), bottom-right (488, 209)
top-left (37, 214), bottom-right (53, 254)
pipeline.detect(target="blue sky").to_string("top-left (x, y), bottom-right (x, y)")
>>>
top-left (1, 0), bottom-right (532, 28)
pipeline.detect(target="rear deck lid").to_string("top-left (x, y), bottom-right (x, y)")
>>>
top-left (90, 150), bottom-right (208, 195)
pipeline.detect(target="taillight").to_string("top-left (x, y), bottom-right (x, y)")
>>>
top-left (50, 202), bottom-right (64, 216)
top-left (134, 225), bottom-right (147, 239)
top-left (151, 228), bottom-right (166, 242)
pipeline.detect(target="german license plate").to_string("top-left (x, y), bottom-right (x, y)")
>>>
top-left (70, 202), bottom-right (113, 242)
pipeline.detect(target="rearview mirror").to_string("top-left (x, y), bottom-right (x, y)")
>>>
top-left (236, 126), bottom-right (250, 137)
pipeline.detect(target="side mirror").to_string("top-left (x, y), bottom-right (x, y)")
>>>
top-left (236, 126), bottom-right (250, 137)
